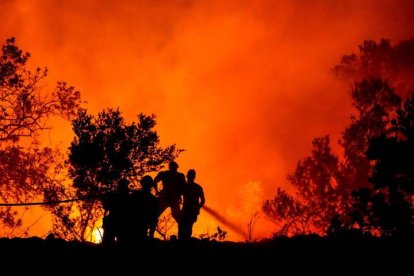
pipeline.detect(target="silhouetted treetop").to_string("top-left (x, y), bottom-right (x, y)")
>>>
top-left (69, 108), bottom-right (182, 196)
top-left (0, 37), bottom-right (30, 87)
top-left (0, 37), bottom-right (81, 142)
top-left (333, 38), bottom-right (414, 94)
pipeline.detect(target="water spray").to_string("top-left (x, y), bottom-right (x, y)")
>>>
top-left (202, 205), bottom-right (247, 239)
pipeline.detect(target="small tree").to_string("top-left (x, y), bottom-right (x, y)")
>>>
top-left (263, 188), bottom-right (310, 236)
top-left (246, 211), bottom-right (259, 242)
top-left (263, 135), bottom-right (346, 236)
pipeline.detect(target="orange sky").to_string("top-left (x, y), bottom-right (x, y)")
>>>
top-left (1, 0), bottom-right (414, 241)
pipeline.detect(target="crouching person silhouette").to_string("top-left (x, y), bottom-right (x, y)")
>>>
top-left (129, 175), bottom-right (159, 241)
top-left (178, 169), bottom-right (205, 240)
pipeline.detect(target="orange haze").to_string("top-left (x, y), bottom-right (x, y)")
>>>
top-left (1, 0), bottom-right (413, 240)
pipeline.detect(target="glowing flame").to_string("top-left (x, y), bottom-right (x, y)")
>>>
top-left (90, 227), bottom-right (103, 244)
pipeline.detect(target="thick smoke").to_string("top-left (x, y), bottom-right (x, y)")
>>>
top-left (1, 0), bottom-right (413, 240)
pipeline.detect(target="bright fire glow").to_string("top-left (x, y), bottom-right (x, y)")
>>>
top-left (90, 227), bottom-right (103, 244)
top-left (1, 0), bottom-right (413, 241)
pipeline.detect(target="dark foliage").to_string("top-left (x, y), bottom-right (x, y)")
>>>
top-left (349, 94), bottom-right (414, 236)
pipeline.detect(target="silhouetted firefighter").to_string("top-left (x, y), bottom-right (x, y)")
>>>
top-left (102, 178), bottom-right (129, 245)
top-left (179, 169), bottom-right (205, 240)
top-left (154, 161), bottom-right (186, 224)
top-left (129, 175), bottom-right (159, 241)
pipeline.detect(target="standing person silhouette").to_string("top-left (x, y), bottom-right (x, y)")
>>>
top-left (102, 178), bottom-right (129, 245)
top-left (179, 169), bottom-right (205, 240)
top-left (129, 175), bottom-right (159, 241)
top-left (154, 161), bottom-right (186, 224)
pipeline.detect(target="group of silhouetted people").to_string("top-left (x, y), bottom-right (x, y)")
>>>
top-left (102, 161), bottom-right (205, 245)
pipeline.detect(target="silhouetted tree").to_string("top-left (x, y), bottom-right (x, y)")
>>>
top-left (350, 94), bottom-right (414, 236)
top-left (263, 137), bottom-right (345, 235)
top-left (332, 38), bottom-right (414, 94)
top-left (0, 37), bottom-right (80, 232)
top-left (264, 38), bottom-right (408, 235)
top-left (47, 108), bottom-right (181, 241)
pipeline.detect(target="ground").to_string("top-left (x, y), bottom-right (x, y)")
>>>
top-left (0, 235), bottom-right (411, 273)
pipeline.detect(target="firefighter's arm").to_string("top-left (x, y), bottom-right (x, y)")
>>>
top-left (153, 172), bottom-right (162, 195)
